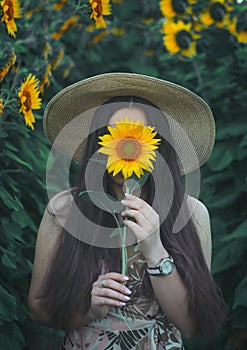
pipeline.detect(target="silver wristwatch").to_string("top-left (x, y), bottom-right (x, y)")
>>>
top-left (146, 256), bottom-right (175, 276)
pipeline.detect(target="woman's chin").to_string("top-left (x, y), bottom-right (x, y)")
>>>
top-left (109, 172), bottom-right (125, 185)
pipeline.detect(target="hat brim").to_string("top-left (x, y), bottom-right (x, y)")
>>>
top-left (44, 72), bottom-right (215, 175)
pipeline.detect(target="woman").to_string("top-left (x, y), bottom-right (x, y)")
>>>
top-left (28, 73), bottom-right (229, 349)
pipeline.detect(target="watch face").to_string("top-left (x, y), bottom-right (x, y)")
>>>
top-left (160, 259), bottom-right (173, 275)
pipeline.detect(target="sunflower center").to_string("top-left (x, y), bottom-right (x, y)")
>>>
top-left (91, 0), bottom-right (103, 18)
top-left (172, 0), bottom-right (187, 14)
top-left (22, 91), bottom-right (32, 111)
top-left (117, 138), bottom-right (141, 160)
top-left (176, 30), bottom-right (192, 48)
top-left (4, 0), bottom-right (14, 20)
top-left (210, 3), bottom-right (226, 21)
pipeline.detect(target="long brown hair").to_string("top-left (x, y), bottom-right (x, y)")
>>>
top-left (40, 96), bottom-right (229, 338)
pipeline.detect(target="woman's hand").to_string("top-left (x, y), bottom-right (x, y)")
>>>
top-left (121, 194), bottom-right (165, 263)
top-left (90, 273), bottom-right (132, 319)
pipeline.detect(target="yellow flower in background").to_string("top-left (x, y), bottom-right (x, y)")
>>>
top-left (162, 20), bottom-right (200, 57)
top-left (25, 5), bottom-right (41, 18)
top-left (52, 16), bottom-right (79, 39)
top-left (0, 53), bottom-right (16, 83)
top-left (89, 29), bottom-right (110, 45)
top-left (98, 118), bottom-right (161, 179)
top-left (1, 0), bottom-right (22, 37)
top-left (63, 62), bottom-right (74, 78)
top-left (53, 0), bottom-right (67, 11)
top-left (43, 42), bottom-right (51, 59)
top-left (111, 28), bottom-right (124, 35)
top-left (160, 0), bottom-right (196, 18)
top-left (51, 48), bottom-right (64, 69)
top-left (18, 74), bottom-right (42, 130)
top-left (0, 99), bottom-right (4, 116)
top-left (142, 18), bottom-right (154, 25)
top-left (89, 0), bottom-right (111, 28)
top-left (144, 49), bottom-right (155, 56)
top-left (229, 17), bottom-right (247, 44)
top-left (199, 0), bottom-right (233, 28)
top-left (40, 64), bottom-right (52, 94)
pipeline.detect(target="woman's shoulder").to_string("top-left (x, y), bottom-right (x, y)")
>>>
top-left (46, 188), bottom-right (75, 224)
top-left (186, 195), bottom-right (210, 221)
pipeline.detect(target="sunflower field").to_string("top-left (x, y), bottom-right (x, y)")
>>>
top-left (0, 0), bottom-right (247, 349)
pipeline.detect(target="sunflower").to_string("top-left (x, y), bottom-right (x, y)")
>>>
top-left (98, 118), bottom-right (161, 179)
top-left (18, 74), bottom-right (42, 130)
top-left (229, 16), bottom-right (247, 44)
top-left (0, 99), bottom-right (4, 116)
top-left (199, 0), bottom-right (233, 28)
top-left (162, 20), bottom-right (200, 57)
top-left (51, 16), bottom-right (79, 39)
top-left (1, 0), bottom-right (22, 37)
top-left (53, 0), bottom-right (67, 11)
top-left (89, 0), bottom-right (111, 29)
top-left (0, 53), bottom-right (16, 83)
top-left (160, 0), bottom-right (196, 19)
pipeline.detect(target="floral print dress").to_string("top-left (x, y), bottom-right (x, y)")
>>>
top-left (64, 244), bottom-right (185, 350)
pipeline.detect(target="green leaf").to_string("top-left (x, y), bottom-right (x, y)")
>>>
top-left (11, 209), bottom-right (36, 231)
top-left (5, 149), bottom-right (33, 171)
top-left (232, 275), bottom-right (247, 309)
top-left (212, 241), bottom-right (246, 274)
top-left (0, 187), bottom-right (23, 211)
top-left (231, 308), bottom-right (247, 329)
top-left (216, 123), bottom-right (247, 140)
top-left (240, 134), bottom-right (247, 148)
top-left (79, 190), bottom-right (124, 213)
top-left (5, 141), bottom-right (19, 152)
top-left (109, 226), bottom-right (124, 238)
top-left (124, 171), bottom-right (151, 193)
top-left (1, 249), bottom-right (17, 270)
top-left (0, 323), bottom-right (25, 350)
top-left (207, 142), bottom-right (236, 172)
top-left (1, 219), bottom-right (25, 243)
top-left (220, 220), bottom-right (247, 242)
top-left (0, 285), bottom-right (17, 323)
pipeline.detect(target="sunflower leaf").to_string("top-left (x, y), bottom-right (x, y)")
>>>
top-left (109, 226), bottom-right (124, 238)
top-left (124, 171), bottom-right (151, 193)
top-left (79, 190), bottom-right (124, 213)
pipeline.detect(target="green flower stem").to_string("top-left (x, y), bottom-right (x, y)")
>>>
top-left (121, 224), bottom-right (127, 275)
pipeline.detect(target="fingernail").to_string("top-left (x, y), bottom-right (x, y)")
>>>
top-left (125, 193), bottom-right (131, 198)
top-left (123, 276), bottom-right (129, 280)
top-left (125, 288), bottom-right (132, 294)
top-left (123, 295), bottom-right (130, 301)
top-left (119, 302), bottom-right (126, 306)
top-left (121, 199), bottom-right (127, 204)
top-left (121, 211), bottom-right (126, 216)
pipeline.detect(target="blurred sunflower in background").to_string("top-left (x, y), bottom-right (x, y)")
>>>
top-left (0, 99), bottom-right (4, 116)
top-left (162, 20), bottom-right (200, 57)
top-left (18, 74), bottom-right (42, 130)
top-left (1, 0), bottom-right (22, 37)
top-left (160, 0), bottom-right (196, 19)
top-left (199, 0), bottom-right (233, 28)
top-left (228, 14), bottom-right (247, 44)
top-left (0, 51), bottom-right (16, 83)
top-left (89, 0), bottom-right (111, 28)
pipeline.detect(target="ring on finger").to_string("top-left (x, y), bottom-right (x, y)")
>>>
top-left (100, 279), bottom-right (106, 288)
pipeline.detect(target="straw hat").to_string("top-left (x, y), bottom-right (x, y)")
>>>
top-left (44, 72), bottom-right (215, 175)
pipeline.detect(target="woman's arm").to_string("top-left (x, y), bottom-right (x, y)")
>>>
top-left (29, 296), bottom-right (97, 330)
top-left (121, 194), bottom-right (212, 338)
top-left (28, 190), bottom-right (97, 330)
